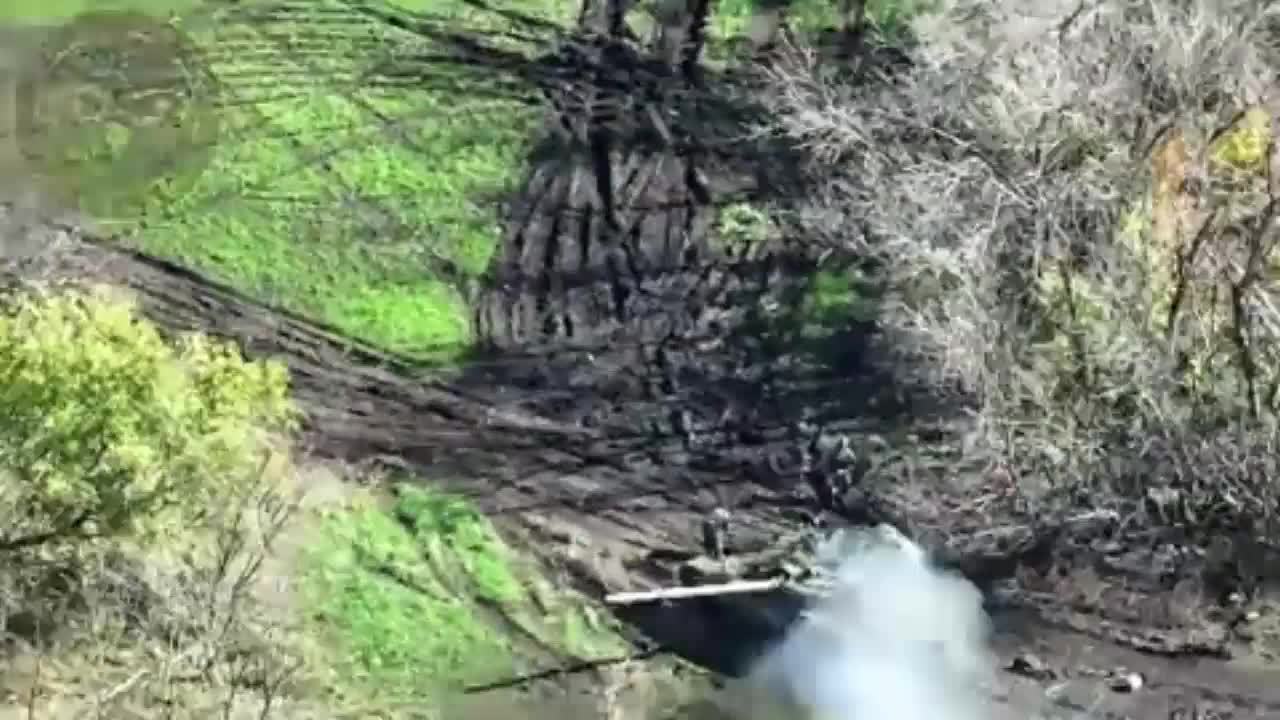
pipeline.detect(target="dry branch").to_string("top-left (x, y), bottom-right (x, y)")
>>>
top-left (760, 0), bottom-right (1280, 545)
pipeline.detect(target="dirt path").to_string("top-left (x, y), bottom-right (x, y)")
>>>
top-left (988, 616), bottom-right (1280, 719)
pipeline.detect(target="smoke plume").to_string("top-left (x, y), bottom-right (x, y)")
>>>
top-left (745, 525), bottom-right (997, 720)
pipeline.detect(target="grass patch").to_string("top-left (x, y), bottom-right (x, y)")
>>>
top-left (708, 0), bottom-right (929, 44)
top-left (714, 201), bottom-right (773, 254)
top-left (10, 0), bottom-right (570, 361)
top-left (711, 200), bottom-right (880, 366)
top-left (711, 0), bottom-right (836, 40)
top-left (801, 266), bottom-right (879, 336)
top-left (128, 0), bottom-right (560, 360)
top-left (0, 0), bottom-right (201, 24)
top-left (738, 259), bottom-right (883, 376)
top-left (711, 200), bottom-right (877, 336)
top-left (6, 0), bottom-right (914, 361)
top-left (300, 483), bottom-right (626, 709)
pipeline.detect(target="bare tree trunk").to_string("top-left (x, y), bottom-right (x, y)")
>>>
top-left (678, 0), bottom-right (712, 82)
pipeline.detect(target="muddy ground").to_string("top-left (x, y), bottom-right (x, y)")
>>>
top-left (7, 160), bottom-right (1279, 720)
top-left (4, 10), bottom-right (1280, 719)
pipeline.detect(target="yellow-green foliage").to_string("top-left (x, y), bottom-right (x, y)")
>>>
top-left (716, 202), bottom-right (773, 250)
top-left (1034, 203), bottom-right (1219, 395)
top-left (1035, 112), bottom-right (1278, 404)
top-left (1210, 107), bottom-right (1272, 174)
top-left (1034, 257), bottom-right (1112, 363)
top-left (0, 286), bottom-right (298, 547)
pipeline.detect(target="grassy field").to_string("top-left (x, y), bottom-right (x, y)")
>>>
top-left (4, 0), bottom-right (570, 360)
top-left (135, 0), bottom-right (568, 360)
top-left (300, 482), bottom-right (627, 710)
top-left (0, 0), bottom-right (203, 23)
top-left (3, 0), bottom-right (920, 361)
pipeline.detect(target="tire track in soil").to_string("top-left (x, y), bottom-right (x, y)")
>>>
top-left (10, 152), bottom-right (1280, 720)
top-left (5, 16), bottom-right (1280, 713)
top-left (389, 46), bottom-right (1280, 708)
top-left (22, 225), bottom-right (838, 568)
top-left (450, 26), bottom-right (913, 608)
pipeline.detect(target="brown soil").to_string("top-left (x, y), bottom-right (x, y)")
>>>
top-left (7, 187), bottom-right (1277, 720)
top-left (2, 12), bottom-right (1279, 719)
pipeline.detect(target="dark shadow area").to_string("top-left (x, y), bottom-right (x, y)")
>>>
top-left (344, 0), bottom-right (948, 671)
top-left (415, 3), bottom-right (918, 416)
top-left (613, 591), bottom-right (805, 677)
top-left (11, 5), bottom-right (1280, 716)
top-left (4, 0), bottom-right (947, 682)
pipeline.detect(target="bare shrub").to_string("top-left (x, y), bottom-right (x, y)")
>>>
top-left (760, 0), bottom-right (1280, 546)
top-left (0, 465), bottom-right (322, 719)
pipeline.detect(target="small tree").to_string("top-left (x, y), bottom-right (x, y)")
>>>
top-left (0, 285), bottom-right (298, 551)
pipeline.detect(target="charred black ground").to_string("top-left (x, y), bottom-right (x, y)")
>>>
top-left (4, 0), bottom-right (1280, 716)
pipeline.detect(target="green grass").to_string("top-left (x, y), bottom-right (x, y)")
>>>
top-left (300, 483), bottom-right (626, 709)
top-left (131, 0), bottom-right (574, 360)
top-left (7, 0), bottom-right (572, 362)
top-left (802, 267), bottom-right (879, 333)
top-left (736, 251), bottom-right (883, 370)
top-left (0, 0), bottom-right (202, 24)
top-left (714, 201), bottom-right (773, 253)
top-left (710, 0), bottom-right (834, 40)
top-left (711, 199), bottom-right (878, 335)
top-left (709, 0), bottom-right (928, 42)
top-left (7, 0), bottom-right (922, 361)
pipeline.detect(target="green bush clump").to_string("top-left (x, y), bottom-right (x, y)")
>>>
top-left (1210, 107), bottom-right (1272, 174)
top-left (0, 286), bottom-right (298, 550)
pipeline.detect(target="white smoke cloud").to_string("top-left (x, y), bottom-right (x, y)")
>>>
top-left (742, 524), bottom-right (998, 720)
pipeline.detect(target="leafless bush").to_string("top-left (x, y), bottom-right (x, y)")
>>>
top-left (0, 471), bottom-right (327, 719)
top-left (761, 0), bottom-right (1280, 542)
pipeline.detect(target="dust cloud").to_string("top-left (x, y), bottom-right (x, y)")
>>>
top-left (744, 525), bottom-right (998, 720)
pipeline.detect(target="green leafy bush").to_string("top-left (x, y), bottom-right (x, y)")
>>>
top-left (716, 202), bottom-right (773, 250)
top-left (0, 285), bottom-right (298, 550)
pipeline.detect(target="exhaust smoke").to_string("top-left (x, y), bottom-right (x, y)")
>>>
top-left (745, 524), bottom-right (997, 720)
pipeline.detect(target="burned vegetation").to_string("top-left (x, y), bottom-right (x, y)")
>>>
top-left (7, 0), bottom-right (1280, 716)
top-left (322, 1), bottom-right (1280, 692)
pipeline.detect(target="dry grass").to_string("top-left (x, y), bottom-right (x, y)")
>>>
top-left (760, 0), bottom-right (1280, 572)
top-left (0, 463), bottom-right (321, 719)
